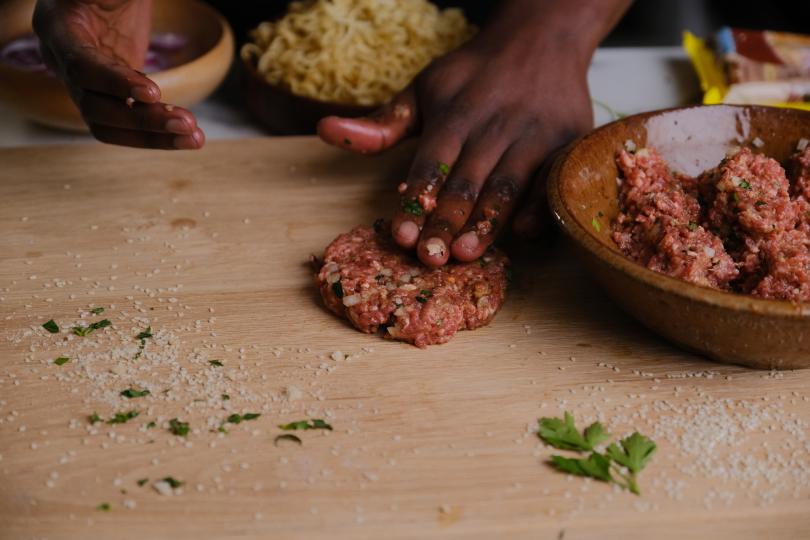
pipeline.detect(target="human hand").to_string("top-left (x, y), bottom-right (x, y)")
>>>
top-left (319, 0), bottom-right (630, 267)
top-left (33, 0), bottom-right (204, 149)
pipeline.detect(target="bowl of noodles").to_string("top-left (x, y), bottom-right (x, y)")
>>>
top-left (240, 0), bottom-right (475, 135)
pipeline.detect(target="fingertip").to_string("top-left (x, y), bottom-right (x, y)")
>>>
top-left (392, 218), bottom-right (419, 248)
top-left (450, 231), bottom-right (483, 262)
top-left (131, 83), bottom-right (160, 103)
top-left (419, 237), bottom-right (449, 268)
top-left (174, 128), bottom-right (205, 150)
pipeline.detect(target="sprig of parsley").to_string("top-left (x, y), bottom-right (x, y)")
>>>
top-left (538, 412), bottom-right (656, 495)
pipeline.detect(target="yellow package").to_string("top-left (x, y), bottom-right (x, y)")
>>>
top-left (683, 30), bottom-right (810, 111)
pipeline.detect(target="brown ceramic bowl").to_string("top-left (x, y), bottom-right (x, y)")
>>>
top-left (547, 104), bottom-right (810, 370)
top-left (240, 54), bottom-right (375, 135)
top-left (0, 0), bottom-right (233, 132)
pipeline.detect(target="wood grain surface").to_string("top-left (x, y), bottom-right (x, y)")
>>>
top-left (1, 138), bottom-right (809, 540)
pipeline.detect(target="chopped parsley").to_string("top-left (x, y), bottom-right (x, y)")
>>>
top-left (415, 296), bottom-right (428, 304)
top-left (88, 412), bottom-right (102, 425)
top-left (591, 217), bottom-right (601, 233)
top-left (107, 410), bottom-right (140, 424)
top-left (146, 421), bottom-right (156, 429)
top-left (162, 476), bottom-right (184, 489)
top-left (420, 289), bottom-right (433, 297)
top-left (135, 327), bottom-right (153, 340)
top-left (72, 319), bottom-right (111, 337)
top-left (437, 161), bottom-right (450, 175)
top-left (137, 478), bottom-right (148, 487)
top-left (332, 281), bottom-right (344, 299)
top-left (274, 434), bottom-right (302, 446)
top-left (208, 359), bottom-right (224, 367)
top-left (133, 327), bottom-right (152, 360)
top-left (755, 200), bottom-right (767, 207)
top-left (739, 179), bottom-right (752, 190)
top-left (168, 418), bottom-right (190, 437)
top-left (278, 419), bottom-right (333, 431)
top-left (687, 221), bottom-right (698, 232)
top-left (90, 307), bottom-right (105, 315)
top-left (54, 356), bottom-right (70, 366)
top-left (120, 388), bottom-right (150, 398)
top-left (538, 412), bottom-right (656, 495)
top-left (96, 503), bottom-right (111, 512)
top-left (221, 394), bottom-right (230, 401)
top-left (402, 199), bottom-right (424, 216)
top-left (42, 319), bottom-right (59, 333)
top-left (225, 413), bottom-right (261, 425)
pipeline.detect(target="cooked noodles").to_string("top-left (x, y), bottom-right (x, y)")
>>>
top-left (240, 0), bottom-right (475, 106)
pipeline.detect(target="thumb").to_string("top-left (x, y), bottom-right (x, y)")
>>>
top-left (317, 85), bottom-right (418, 154)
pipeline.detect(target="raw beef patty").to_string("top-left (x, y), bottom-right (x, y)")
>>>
top-left (315, 222), bottom-right (509, 347)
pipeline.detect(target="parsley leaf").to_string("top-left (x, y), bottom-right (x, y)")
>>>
top-left (739, 179), bottom-right (752, 190)
top-left (88, 412), bottom-right (102, 425)
top-left (162, 476), bottom-right (183, 489)
top-left (146, 421), bottom-right (156, 429)
top-left (135, 327), bottom-right (152, 340)
top-left (208, 359), bottom-right (224, 367)
top-left (550, 452), bottom-right (613, 483)
top-left (168, 418), bottom-right (190, 437)
top-left (90, 307), bottom-right (105, 315)
top-left (402, 199), bottom-right (423, 216)
top-left (538, 412), bottom-right (609, 451)
top-left (72, 319), bottom-right (111, 336)
top-left (107, 410), bottom-right (140, 424)
top-left (221, 394), bottom-right (230, 401)
top-left (606, 432), bottom-right (657, 475)
top-left (96, 503), bottom-right (111, 512)
top-left (54, 356), bottom-right (70, 366)
top-left (274, 434), bottom-right (302, 446)
top-left (687, 221), bottom-right (698, 232)
top-left (437, 161), bottom-right (450, 175)
top-left (415, 296), bottom-right (428, 303)
top-left (225, 413), bottom-right (261, 425)
top-left (278, 419), bottom-right (333, 431)
top-left (42, 319), bottom-right (59, 333)
top-left (120, 388), bottom-right (150, 399)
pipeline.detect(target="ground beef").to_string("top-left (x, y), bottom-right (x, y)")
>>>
top-left (315, 222), bottom-right (509, 347)
top-left (612, 148), bottom-right (738, 289)
top-left (613, 143), bottom-right (810, 302)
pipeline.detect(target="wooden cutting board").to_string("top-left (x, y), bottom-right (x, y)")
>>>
top-left (1, 139), bottom-right (808, 540)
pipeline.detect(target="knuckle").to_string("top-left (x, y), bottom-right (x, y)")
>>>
top-left (487, 174), bottom-right (521, 204)
top-left (442, 177), bottom-right (478, 202)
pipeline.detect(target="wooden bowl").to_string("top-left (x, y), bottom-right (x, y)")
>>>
top-left (0, 0), bottom-right (233, 132)
top-left (241, 54), bottom-right (375, 135)
top-left (547, 104), bottom-right (810, 370)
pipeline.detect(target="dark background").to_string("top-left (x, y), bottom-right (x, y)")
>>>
top-left (207, 0), bottom-right (810, 45)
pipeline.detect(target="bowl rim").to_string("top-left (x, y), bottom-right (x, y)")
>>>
top-left (547, 103), bottom-right (810, 319)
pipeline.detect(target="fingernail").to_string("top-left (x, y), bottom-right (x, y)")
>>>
top-left (165, 118), bottom-right (192, 134)
top-left (455, 231), bottom-right (479, 253)
top-left (396, 221), bottom-right (419, 244)
top-left (173, 134), bottom-right (198, 150)
top-left (424, 238), bottom-right (446, 258)
top-left (131, 85), bottom-right (157, 103)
